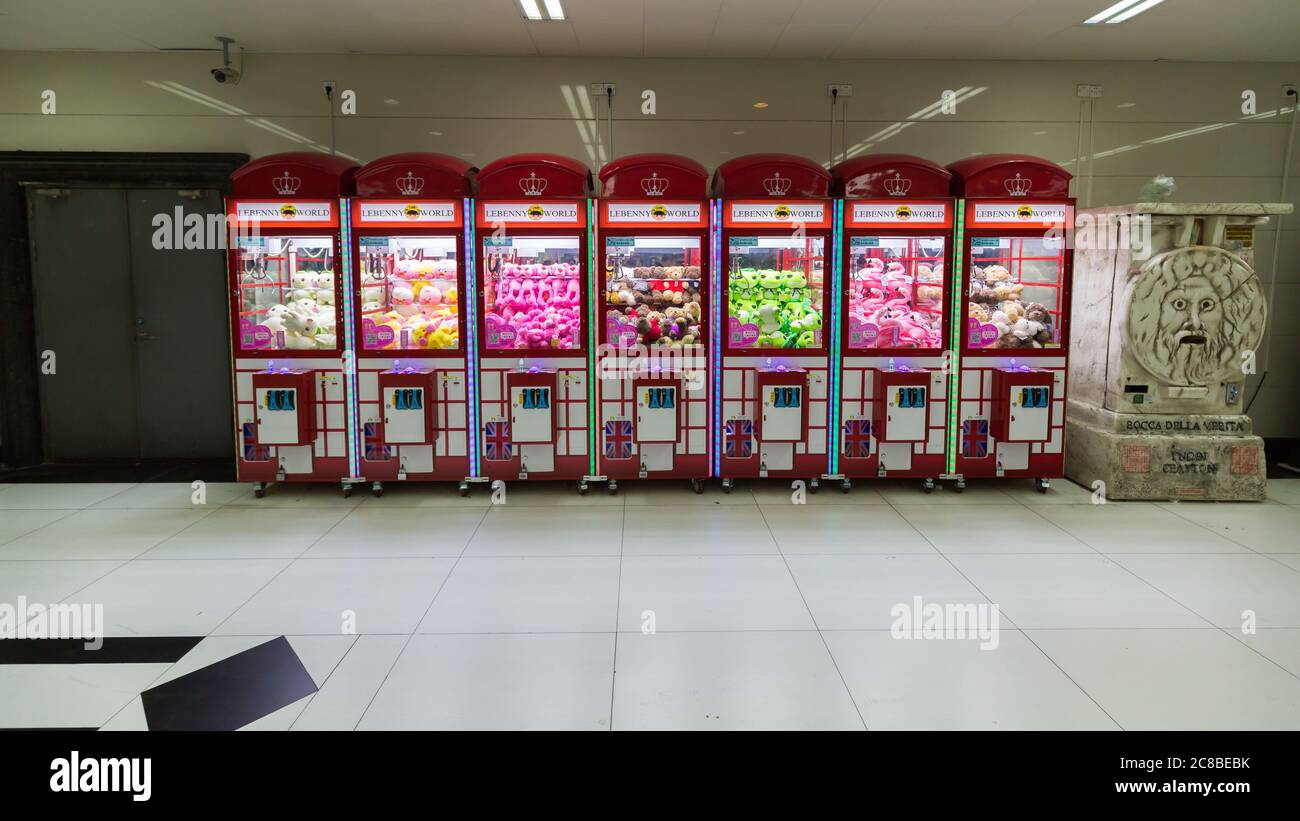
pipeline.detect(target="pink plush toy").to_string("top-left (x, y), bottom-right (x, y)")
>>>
top-left (418, 286), bottom-right (442, 312)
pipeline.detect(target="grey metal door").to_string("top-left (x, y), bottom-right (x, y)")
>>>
top-left (26, 187), bottom-right (233, 460)
top-left (29, 188), bottom-right (139, 459)
top-left (126, 189), bottom-right (233, 458)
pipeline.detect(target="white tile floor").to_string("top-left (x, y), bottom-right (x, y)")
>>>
top-left (1, 477), bottom-right (1299, 730)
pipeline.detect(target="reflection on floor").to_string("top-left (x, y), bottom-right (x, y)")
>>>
top-left (2, 476), bottom-right (1300, 730)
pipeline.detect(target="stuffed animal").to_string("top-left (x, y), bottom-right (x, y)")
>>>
top-left (982, 265), bottom-right (1012, 283)
top-left (392, 286), bottom-right (417, 317)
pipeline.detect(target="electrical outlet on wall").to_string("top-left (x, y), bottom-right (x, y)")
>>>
top-left (1284, 84), bottom-right (1297, 96)
top-left (827, 84), bottom-right (853, 98)
top-left (590, 83), bottom-right (616, 97)
top-left (1076, 84), bottom-right (1103, 98)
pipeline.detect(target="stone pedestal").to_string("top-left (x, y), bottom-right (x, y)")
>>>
top-left (1066, 400), bottom-right (1264, 500)
top-left (1065, 202), bottom-right (1291, 501)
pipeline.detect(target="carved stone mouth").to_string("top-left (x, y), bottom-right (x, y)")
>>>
top-left (1176, 331), bottom-right (1207, 345)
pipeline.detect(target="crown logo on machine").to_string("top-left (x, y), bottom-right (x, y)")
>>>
top-left (641, 172), bottom-right (668, 196)
top-left (883, 172), bottom-right (912, 197)
top-left (396, 171), bottom-right (425, 196)
top-left (520, 172), bottom-right (548, 197)
top-left (272, 170), bottom-right (301, 196)
top-left (1005, 173), bottom-right (1032, 197)
top-left (763, 172), bottom-right (792, 196)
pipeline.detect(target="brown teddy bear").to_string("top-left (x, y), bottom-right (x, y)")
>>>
top-left (968, 302), bottom-right (990, 322)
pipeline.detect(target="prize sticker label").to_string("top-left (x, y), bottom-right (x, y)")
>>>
top-left (485, 315), bottom-right (516, 348)
top-left (728, 317), bottom-right (759, 346)
top-left (607, 318), bottom-right (638, 348)
top-left (967, 317), bottom-right (999, 347)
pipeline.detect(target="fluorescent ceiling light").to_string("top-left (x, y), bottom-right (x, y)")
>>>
top-left (1084, 0), bottom-right (1164, 24)
top-left (543, 0), bottom-right (565, 21)
top-left (518, 0), bottom-right (542, 20)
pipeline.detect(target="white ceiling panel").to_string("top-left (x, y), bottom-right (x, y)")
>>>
top-left (0, 0), bottom-right (1296, 61)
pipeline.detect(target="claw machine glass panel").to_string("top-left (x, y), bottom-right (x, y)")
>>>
top-left (227, 153), bottom-right (357, 494)
top-left (948, 154), bottom-right (1074, 489)
top-left (473, 154), bottom-right (594, 485)
top-left (598, 154), bottom-right (710, 490)
top-left (713, 154), bottom-right (834, 487)
top-left (832, 155), bottom-right (953, 486)
top-left (351, 154), bottom-right (476, 492)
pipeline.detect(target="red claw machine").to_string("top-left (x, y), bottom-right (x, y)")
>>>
top-left (227, 152), bottom-right (358, 497)
top-left (947, 155), bottom-right (1073, 492)
top-left (597, 154), bottom-right (710, 494)
top-left (832, 155), bottom-right (954, 492)
top-left (473, 154), bottom-right (595, 492)
top-left (350, 153), bottom-right (476, 496)
top-left (712, 154), bottom-right (834, 492)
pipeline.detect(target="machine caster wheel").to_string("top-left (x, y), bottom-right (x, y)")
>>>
top-left (371, 482), bottom-right (384, 498)
top-left (721, 478), bottom-right (734, 494)
top-left (458, 481), bottom-right (470, 498)
top-left (922, 478), bottom-right (935, 495)
top-left (252, 482), bottom-right (266, 499)
top-left (1035, 478), bottom-right (1051, 494)
top-left (809, 478), bottom-right (819, 495)
top-left (342, 483), bottom-right (353, 499)
top-left (840, 479), bottom-right (852, 493)
top-left (607, 480), bottom-right (619, 496)
top-left (954, 479), bottom-right (966, 493)
top-left (691, 479), bottom-right (704, 495)
top-left (577, 481), bottom-right (589, 496)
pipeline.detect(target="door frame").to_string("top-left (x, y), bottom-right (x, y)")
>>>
top-left (0, 152), bottom-right (248, 467)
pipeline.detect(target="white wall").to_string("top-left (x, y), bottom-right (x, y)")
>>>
top-left (2, 51), bottom-right (1297, 435)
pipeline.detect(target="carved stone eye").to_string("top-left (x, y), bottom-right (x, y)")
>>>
top-left (1199, 298), bottom-right (1216, 312)
top-left (1172, 298), bottom-right (1188, 311)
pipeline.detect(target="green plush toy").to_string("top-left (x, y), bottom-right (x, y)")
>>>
top-left (758, 270), bottom-right (783, 302)
top-left (795, 330), bottom-right (817, 348)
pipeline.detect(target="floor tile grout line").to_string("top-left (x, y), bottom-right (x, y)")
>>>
top-left (0, 508), bottom-right (82, 548)
top-left (202, 501), bottom-right (366, 639)
top-left (1210, 622), bottom-right (1300, 685)
top-left (882, 495), bottom-right (1127, 730)
top-left (350, 504), bottom-right (493, 731)
top-left (1155, 500), bottom-right (1300, 570)
top-left (607, 500), bottom-right (629, 731)
top-left (757, 494), bottom-right (870, 731)
top-left (287, 633), bottom-right (362, 730)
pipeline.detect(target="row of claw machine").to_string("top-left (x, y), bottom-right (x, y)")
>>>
top-left (226, 151), bottom-right (1073, 496)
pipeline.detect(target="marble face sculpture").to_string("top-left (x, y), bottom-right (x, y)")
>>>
top-left (1127, 246), bottom-right (1266, 387)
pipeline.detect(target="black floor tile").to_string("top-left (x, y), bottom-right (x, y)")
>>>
top-left (140, 637), bottom-right (317, 731)
top-left (0, 637), bottom-right (203, 665)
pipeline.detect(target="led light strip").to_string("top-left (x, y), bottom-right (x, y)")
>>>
top-left (944, 199), bottom-right (966, 478)
top-left (710, 198), bottom-right (723, 477)
top-left (586, 198), bottom-right (598, 478)
top-left (338, 197), bottom-right (361, 480)
top-left (827, 198), bottom-right (844, 476)
top-left (464, 197), bottom-right (481, 478)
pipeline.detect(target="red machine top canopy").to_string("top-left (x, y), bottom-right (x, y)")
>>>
top-left (832, 154), bottom-right (951, 198)
top-left (711, 153), bottom-right (831, 199)
top-left (476, 153), bottom-right (593, 199)
top-left (599, 153), bottom-right (708, 199)
top-left (354, 153), bottom-right (476, 198)
top-left (946, 154), bottom-right (1072, 199)
top-left (231, 152), bottom-right (357, 197)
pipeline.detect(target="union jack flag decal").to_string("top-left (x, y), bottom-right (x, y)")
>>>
top-left (484, 420), bottom-right (513, 461)
top-left (842, 417), bottom-right (872, 459)
top-left (604, 419), bottom-right (634, 460)
top-left (364, 422), bottom-right (391, 462)
top-left (961, 418), bottom-right (989, 458)
top-left (724, 418), bottom-right (753, 460)
top-left (242, 422), bottom-right (270, 462)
